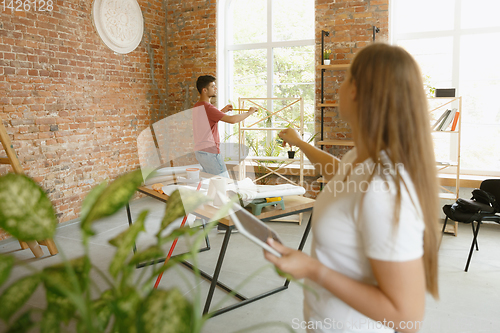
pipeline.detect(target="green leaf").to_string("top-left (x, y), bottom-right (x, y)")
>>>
top-left (0, 274), bottom-right (41, 321)
top-left (91, 289), bottom-right (114, 331)
top-left (158, 226), bottom-right (201, 246)
top-left (128, 246), bottom-right (164, 266)
top-left (151, 253), bottom-right (193, 279)
top-left (43, 256), bottom-right (90, 297)
top-left (0, 254), bottom-right (14, 287)
top-left (115, 287), bottom-right (141, 317)
top-left (159, 188), bottom-right (209, 232)
top-left (0, 174), bottom-right (57, 241)
top-left (206, 196), bottom-right (238, 224)
top-left (40, 308), bottom-right (60, 333)
top-left (45, 289), bottom-right (76, 324)
top-left (80, 180), bottom-right (108, 224)
top-left (81, 170), bottom-right (144, 236)
top-left (137, 289), bottom-right (193, 333)
top-left (6, 310), bottom-right (35, 333)
top-left (108, 210), bottom-right (147, 278)
top-left (113, 287), bottom-right (140, 333)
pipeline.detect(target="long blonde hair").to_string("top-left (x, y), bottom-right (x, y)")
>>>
top-left (350, 43), bottom-right (440, 298)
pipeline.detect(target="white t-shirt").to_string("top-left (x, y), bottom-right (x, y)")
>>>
top-left (303, 148), bottom-right (424, 333)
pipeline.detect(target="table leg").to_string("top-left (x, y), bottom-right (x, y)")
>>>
top-left (184, 210), bottom-right (313, 317)
top-left (126, 203), bottom-right (137, 253)
top-left (126, 203), bottom-right (211, 269)
top-left (284, 212), bottom-right (312, 288)
top-left (203, 223), bottom-right (233, 315)
top-left (206, 214), bottom-right (312, 317)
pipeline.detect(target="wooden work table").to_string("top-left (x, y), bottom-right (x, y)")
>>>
top-left (137, 182), bottom-right (315, 226)
top-left (129, 181), bottom-right (315, 317)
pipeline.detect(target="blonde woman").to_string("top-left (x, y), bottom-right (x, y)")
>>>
top-left (266, 44), bottom-right (439, 333)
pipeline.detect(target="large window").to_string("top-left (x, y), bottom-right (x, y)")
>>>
top-left (391, 0), bottom-right (500, 175)
top-left (218, 0), bottom-right (315, 157)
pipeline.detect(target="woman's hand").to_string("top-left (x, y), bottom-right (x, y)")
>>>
top-left (278, 128), bottom-right (303, 148)
top-left (263, 238), bottom-right (321, 280)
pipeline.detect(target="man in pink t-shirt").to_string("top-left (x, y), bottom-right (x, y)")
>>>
top-left (193, 75), bottom-right (256, 177)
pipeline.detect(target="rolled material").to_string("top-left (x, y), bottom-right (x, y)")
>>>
top-left (208, 177), bottom-right (227, 206)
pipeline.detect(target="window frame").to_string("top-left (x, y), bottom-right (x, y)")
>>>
top-left (217, 0), bottom-right (315, 144)
top-left (390, 0), bottom-right (500, 177)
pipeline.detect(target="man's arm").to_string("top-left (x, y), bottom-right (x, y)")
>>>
top-left (220, 107), bottom-right (257, 124)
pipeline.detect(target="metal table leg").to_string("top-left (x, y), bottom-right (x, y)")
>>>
top-left (126, 203), bottom-right (211, 269)
top-left (203, 212), bottom-right (313, 317)
top-left (128, 201), bottom-right (313, 317)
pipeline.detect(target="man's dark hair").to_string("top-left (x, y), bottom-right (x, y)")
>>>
top-left (196, 75), bottom-right (216, 94)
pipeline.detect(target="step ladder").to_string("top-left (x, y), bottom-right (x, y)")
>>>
top-left (0, 121), bottom-right (58, 258)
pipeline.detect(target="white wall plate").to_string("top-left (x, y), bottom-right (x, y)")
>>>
top-left (92, 0), bottom-right (144, 54)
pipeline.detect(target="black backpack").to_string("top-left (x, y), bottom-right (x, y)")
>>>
top-left (452, 188), bottom-right (500, 215)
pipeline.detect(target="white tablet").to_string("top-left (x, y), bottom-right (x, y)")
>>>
top-left (228, 202), bottom-right (283, 257)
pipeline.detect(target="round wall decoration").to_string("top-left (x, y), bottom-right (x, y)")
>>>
top-left (92, 0), bottom-right (144, 54)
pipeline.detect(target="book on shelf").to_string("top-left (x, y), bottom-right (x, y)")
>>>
top-left (433, 109), bottom-right (451, 131)
top-left (436, 160), bottom-right (456, 166)
top-left (439, 108), bottom-right (457, 131)
top-left (450, 110), bottom-right (460, 131)
top-left (432, 109), bottom-right (448, 130)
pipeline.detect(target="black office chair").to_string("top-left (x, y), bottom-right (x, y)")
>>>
top-left (442, 179), bottom-right (500, 272)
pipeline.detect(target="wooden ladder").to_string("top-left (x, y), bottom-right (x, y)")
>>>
top-left (0, 121), bottom-right (58, 258)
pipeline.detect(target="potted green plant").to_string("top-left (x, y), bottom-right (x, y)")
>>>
top-left (323, 49), bottom-right (331, 65)
top-left (0, 171), bottom-right (214, 332)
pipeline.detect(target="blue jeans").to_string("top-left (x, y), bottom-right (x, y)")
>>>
top-left (194, 151), bottom-right (229, 178)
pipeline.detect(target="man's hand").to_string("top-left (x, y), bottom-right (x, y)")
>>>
top-left (221, 104), bottom-right (233, 113)
top-left (220, 106), bottom-right (257, 124)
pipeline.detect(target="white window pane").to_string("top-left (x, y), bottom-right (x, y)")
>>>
top-left (398, 37), bottom-right (454, 91)
top-left (229, 49), bottom-right (267, 104)
top-left (272, 0), bottom-right (314, 41)
top-left (230, 0), bottom-right (267, 44)
top-left (459, 33), bottom-right (500, 172)
top-left (273, 46), bottom-right (314, 85)
top-left (273, 46), bottom-right (315, 134)
top-left (393, 0), bottom-right (455, 34)
top-left (461, 0), bottom-right (500, 29)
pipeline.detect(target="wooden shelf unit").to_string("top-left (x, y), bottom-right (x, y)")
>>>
top-left (318, 102), bottom-right (339, 107)
top-left (317, 64), bottom-right (350, 70)
top-left (317, 31), bottom-right (352, 186)
top-left (0, 121), bottom-right (58, 257)
top-left (429, 96), bottom-right (463, 236)
top-left (317, 140), bottom-right (355, 146)
top-left (237, 97), bottom-right (305, 187)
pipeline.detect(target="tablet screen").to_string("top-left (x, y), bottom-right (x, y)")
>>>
top-left (233, 207), bottom-right (282, 245)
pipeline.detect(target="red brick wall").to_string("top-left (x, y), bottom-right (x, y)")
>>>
top-left (165, 0), bottom-right (217, 115)
top-left (0, 0), bottom-right (167, 241)
top-left (315, 0), bottom-right (389, 157)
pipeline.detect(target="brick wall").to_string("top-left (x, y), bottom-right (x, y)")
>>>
top-left (315, 0), bottom-right (389, 157)
top-left (0, 0), bottom-right (167, 241)
top-left (0, 0), bottom-right (386, 241)
top-left (164, 0), bottom-right (217, 116)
